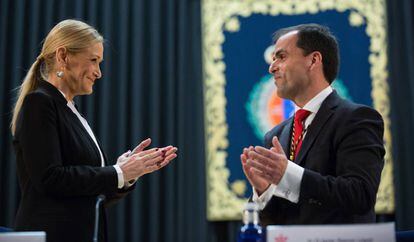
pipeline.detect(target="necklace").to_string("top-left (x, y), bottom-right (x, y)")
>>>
top-left (289, 122), bottom-right (307, 161)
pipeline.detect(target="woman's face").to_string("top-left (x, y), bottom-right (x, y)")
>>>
top-left (64, 42), bottom-right (103, 96)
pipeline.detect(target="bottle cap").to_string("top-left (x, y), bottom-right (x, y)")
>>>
top-left (244, 202), bottom-right (259, 211)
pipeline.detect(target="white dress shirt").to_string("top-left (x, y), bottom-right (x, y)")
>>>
top-left (253, 85), bottom-right (333, 209)
top-left (58, 90), bottom-right (125, 189)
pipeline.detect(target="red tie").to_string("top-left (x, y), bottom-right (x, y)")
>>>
top-left (290, 109), bottom-right (311, 160)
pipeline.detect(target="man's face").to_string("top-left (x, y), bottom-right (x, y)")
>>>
top-left (268, 31), bottom-right (311, 101)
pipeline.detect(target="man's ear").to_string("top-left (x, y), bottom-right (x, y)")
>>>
top-left (309, 51), bottom-right (322, 69)
top-left (55, 47), bottom-right (68, 66)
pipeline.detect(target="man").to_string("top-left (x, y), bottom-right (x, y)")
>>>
top-left (240, 24), bottom-right (385, 225)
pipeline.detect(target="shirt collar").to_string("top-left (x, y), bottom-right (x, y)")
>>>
top-left (57, 89), bottom-right (75, 106)
top-left (294, 85), bottom-right (333, 114)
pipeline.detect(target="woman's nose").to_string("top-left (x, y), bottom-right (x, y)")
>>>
top-left (94, 68), bottom-right (102, 79)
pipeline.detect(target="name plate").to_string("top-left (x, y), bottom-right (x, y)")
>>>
top-left (0, 232), bottom-right (46, 242)
top-left (267, 222), bottom-right (395, 242)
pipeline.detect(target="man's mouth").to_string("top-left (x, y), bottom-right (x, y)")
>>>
top-left (274, 74), bottom-right (282, 79)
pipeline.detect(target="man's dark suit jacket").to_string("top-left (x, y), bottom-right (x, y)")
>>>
top-left (260, 91), bottom-right (385, 225)
top-left (13, 80), bottom-right (132, 242)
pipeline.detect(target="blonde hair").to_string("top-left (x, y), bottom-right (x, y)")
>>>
top-left (11, 19), bottom-right (103, 135)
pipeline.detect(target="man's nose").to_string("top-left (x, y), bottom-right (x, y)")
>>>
top-left (269, 61), bottom-right (277, 74)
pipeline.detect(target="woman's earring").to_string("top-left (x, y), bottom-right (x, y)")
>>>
top-left (56, 71), bottom-right (64, 78)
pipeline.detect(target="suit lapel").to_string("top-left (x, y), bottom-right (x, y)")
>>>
top-left (69, 111), bottom-right (103, 166)
top-left (96, 139), bottom-right (108, 165)
top-left (295, 91), bottom-right (340, 165)
top-left (39, 80), bottom-right (103, 167)
top-left (279, 118), bottom-right (293, 156)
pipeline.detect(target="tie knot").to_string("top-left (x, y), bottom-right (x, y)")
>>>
top-left (294, 109), bottom-right (311, 122)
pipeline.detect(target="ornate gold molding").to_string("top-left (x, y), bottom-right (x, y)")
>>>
top-left (202, 0), bottom-right (393, 220)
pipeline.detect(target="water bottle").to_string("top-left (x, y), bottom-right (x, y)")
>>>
top-left (238, 202), bottom-right (264, 242)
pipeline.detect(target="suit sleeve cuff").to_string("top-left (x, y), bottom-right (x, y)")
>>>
top-left (113, 165), bottom-right (124, 189)
top-left (273, 160), bottom-right (304, 203)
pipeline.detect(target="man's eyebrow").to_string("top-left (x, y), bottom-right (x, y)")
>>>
top-left (274, 49), bottom-right (286, 57)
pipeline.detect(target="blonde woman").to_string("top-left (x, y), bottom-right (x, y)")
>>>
top-left (11, 19), bottom-right (177, 242)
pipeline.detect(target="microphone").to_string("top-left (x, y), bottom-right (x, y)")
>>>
top-left (93, 194), bottom-right (106, 242)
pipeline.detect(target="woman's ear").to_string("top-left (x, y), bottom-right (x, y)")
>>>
top-left (55, 47), bottom-right (68, 67)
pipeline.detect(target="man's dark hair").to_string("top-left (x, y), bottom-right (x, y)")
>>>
top-left (273, 23), bottom-right (339, 84)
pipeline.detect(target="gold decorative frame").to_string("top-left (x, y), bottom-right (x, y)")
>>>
top-left (202, 0), bottom-right (393, 220)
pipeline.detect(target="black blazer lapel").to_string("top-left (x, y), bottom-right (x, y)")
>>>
top-left (295, 91), bottom-right (340, 165)
top-left (96, 139), bottom-right (108, 165)
top-left (69, 113), bottom-right (103, 167)
top-left (38, 80), bottom-right (103, 167)
top-left (279, 118), bottom-right (293, 156)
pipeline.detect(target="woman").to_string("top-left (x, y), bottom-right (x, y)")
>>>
top-left (11, 19), bottom-right (177, 242)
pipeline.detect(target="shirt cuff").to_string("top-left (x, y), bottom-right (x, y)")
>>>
top-left (113, 165), bottom-right (124, 189)
top-left (273, 160), bottom-right (304, 203)
top-left (252, 184), bottom-right (276, 210)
